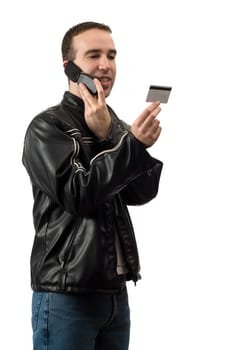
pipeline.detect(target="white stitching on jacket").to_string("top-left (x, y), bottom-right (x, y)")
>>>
top-left (90, 132), bottom-right (128, 166)
top-left (66, 129), bottom-right (129, 174)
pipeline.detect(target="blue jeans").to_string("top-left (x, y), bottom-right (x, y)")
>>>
top-left (32, 288), bottom-right (130, 350)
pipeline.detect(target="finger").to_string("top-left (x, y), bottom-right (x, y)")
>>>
top-left (93, 78), bottom-right (105, 102)
top-left (153, 126), bottom-right (162, 142)
top-left (136, 101), bottom-right (161, 125)
top-left (78, 82), bottom-right (88, 99)
top-left (78, 83), bottom-right (94, 106)
top-left (144, 126), bottom-right (162, 148)
top-left (141, 108), bottom-right (161, 131)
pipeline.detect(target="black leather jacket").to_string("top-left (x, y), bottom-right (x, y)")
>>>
top-left (22, 92), bottom-right (163, 294)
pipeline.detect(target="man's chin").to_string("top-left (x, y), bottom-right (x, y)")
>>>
top-left (104, 88), bottom-right (112, 98)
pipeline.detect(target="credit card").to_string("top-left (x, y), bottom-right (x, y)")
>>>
top-left (146, 85), bottom-right (172, 103)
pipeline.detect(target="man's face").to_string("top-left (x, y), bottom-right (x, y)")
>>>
top-left (71, 29), bottom-right (117, 97)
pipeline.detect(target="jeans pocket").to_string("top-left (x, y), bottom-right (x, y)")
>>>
top-left (31, 292), bottom-right (43, 331)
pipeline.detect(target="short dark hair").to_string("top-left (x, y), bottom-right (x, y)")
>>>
top-left (61, 21), bottom-right (112, 61)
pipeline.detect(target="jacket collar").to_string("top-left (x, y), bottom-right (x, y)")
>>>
top-left (62, 91), bottom-right (84, 110)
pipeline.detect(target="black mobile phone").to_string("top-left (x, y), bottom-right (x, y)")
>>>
top-left (146, 85), bottom-right (172, 103)
top-left (64, 61), bottom-right (97, 96)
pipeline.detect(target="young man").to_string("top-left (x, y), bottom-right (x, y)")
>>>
top-left (23, 21), bottom-right (163, 350)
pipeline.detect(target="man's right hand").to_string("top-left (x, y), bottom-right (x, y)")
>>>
top-left (131, 101), bottom-right (162, 148)
top-left (78, 79), bottom-right (111, 140)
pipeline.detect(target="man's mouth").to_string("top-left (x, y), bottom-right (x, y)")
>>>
top-left (97, 77), bottom-right (111, 82)
top-left (97, 77), bottom-right (112, 89)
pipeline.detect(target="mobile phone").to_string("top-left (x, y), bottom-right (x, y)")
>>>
top-left (146, 85), bottom-right (172, 103)
top-left (64, 61), bottom-right (97, 96)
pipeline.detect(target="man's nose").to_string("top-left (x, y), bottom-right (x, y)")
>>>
top-left (98, 56), bottom-right (110, 70)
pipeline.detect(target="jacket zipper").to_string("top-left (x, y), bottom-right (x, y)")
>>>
top-left (60, 219), bottom-right (82, 290)
top-left (115, 194), bottom-right (140, 283)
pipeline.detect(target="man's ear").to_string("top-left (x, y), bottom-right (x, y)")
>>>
top-left (63, 60), bottom-right (68, 68)
top-left (63, 60), bottom-right (71, 84)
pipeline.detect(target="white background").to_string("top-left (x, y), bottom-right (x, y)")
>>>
top-left (0, 0), bottom-right (233, 349)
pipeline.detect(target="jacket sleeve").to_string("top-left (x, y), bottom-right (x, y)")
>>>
top-left (109, 111), bottom-right (163, 206)
top-left (22, 114), bottom-right (162, 215)
top-left (119, 159), bottom-right (163, 205)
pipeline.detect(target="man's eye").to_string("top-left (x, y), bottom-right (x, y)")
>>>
top-left (89, 55), bottom-right (99, 59)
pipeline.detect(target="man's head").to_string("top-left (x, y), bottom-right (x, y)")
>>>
top-left (62, 22), bottom-right (117, 97)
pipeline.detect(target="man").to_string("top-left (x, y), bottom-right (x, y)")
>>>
top-left (23, 21), bottom-right (163, 350)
